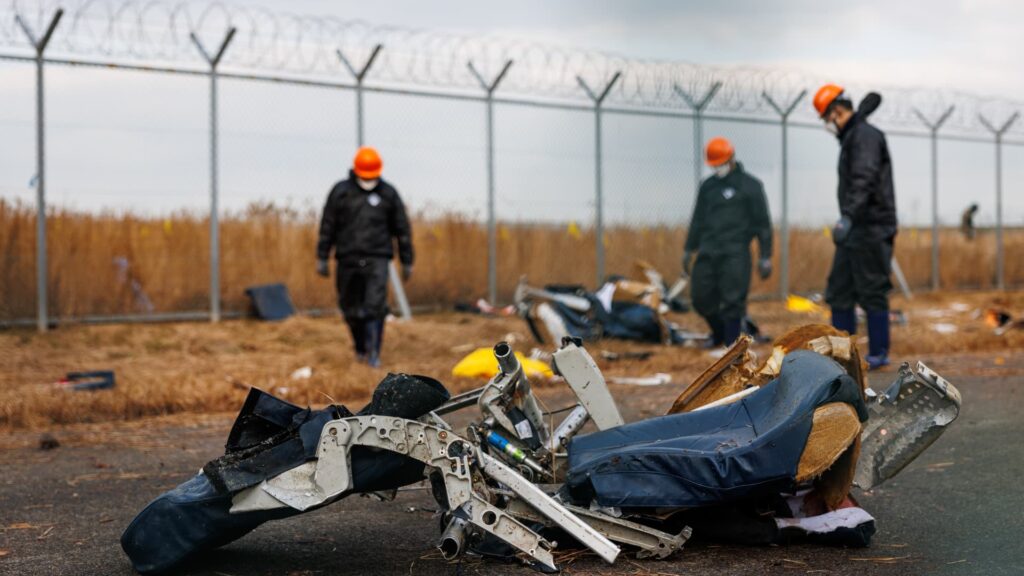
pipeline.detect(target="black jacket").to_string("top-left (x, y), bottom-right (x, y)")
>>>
top-left (837, 111), bottom-right (897, 241)
top-left (685, 162), bottom-right (772, 258)
top-left (316, 171), bottom-right (414, 266)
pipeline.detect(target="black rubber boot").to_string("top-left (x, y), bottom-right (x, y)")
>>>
top-left (722, 317), bottom-right (742, 346)
top-left (364, 319), bottom-right (382, 368)
top-left (866, 310), bottom-right (891, 370)
top-left (704, 314), bottom-right (725, 347)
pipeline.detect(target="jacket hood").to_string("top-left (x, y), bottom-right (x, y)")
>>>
top-left (838, 93), bottom-right (882, 141)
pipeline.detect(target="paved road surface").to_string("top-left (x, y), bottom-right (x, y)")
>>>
top-left (1, 352), bottom-right (1022, 575)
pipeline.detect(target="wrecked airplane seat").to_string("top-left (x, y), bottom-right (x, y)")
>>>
top-left (565, 351), bottom-right (868, 509)
top-left (121, 374), bottom-right (449, 574)
top-left (122, 328), bottom-right (961, 573)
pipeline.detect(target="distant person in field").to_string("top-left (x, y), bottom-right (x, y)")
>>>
top-left (814, 84), bottom-right (896, 370)
top-left (683, 137), bottom-right (773, 349)
top-left (316, 146), bottom-right (414, 367)
top-left (961, 203), bottom-right (979, 240)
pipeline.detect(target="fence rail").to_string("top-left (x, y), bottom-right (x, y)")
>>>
top-left (2, 1), bottom-right (1022, 331)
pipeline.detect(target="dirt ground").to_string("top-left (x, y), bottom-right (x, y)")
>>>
top-left (3, 291), bottom-right (1024, 433)
top-left (2, 291), bottom-right (1024, 575)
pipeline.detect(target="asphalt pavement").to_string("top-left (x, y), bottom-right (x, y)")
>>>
top-left (1, 352), bottom-right (1022, 576)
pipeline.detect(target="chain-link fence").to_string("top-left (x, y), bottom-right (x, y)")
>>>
top-left (2, 1), bottom-right (1023, 328)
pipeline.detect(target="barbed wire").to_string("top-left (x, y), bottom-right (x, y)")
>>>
top-left (2, 0), bottom-right (1022, 135)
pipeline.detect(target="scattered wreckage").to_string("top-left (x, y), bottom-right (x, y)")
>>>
top-left (513, 261), bottom-right (767, 348)
top-left (513, 262), bottom-right (702, 347)
top-left (122, 325), bottom-right (961, 573)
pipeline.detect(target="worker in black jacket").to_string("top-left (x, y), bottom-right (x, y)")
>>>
top-left (317, 146), bottom-right (413, 367)
top-left (814, 85), bottom-right (896, 370)
top-left (684, 137), bottom-right (773, 348)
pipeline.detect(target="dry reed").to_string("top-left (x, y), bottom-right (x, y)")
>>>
top-left (2, 199), bottom-right (1022, 320)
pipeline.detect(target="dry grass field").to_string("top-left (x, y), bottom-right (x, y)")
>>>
top-left (2, 200), bottom-right (1023, 320)
top-left (2, 290), bottom-right (1023, 433)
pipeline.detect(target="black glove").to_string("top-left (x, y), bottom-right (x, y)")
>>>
top-left (401, 264), bottom-right (413, 282)
top-left (832, 216), bottom-right (852, 245)
top-left (316, 259), bottom-right (329, 278)
top-left (682, 250), bottom-right (696, 276)
top-left (758, 257), bottom-right (772, 280)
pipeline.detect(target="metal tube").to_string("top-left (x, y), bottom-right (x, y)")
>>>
top-left (438, 516), bottom-right (469, 560)
top-left (468, 60), bottom-right (512, 305)
top-left (576, 72), bottom-right (620, 286)
top-left (761, 91), bottom-right (806, 301)
top-left (930, 130), bottom-right (939, 290)
top-left (914, 106), bottom-right (953, 292)
top-left (486, 96), bottom-right (497, 304)
top-left (693, 109), bottom-right (702, 211)
top-left (979, 112), bottom-right (1018, 291)
top-left (190, 28), bottom-right (235, 323)
top-left (780, 119), bottom-right (789, 299)
top-left (996, 132), bottom-right (1003, 290)
top-left (493, 341), bottom-right (519, 376)
top-left (547, 404), bottom-right (589, 452)
top-left (355, 82), bottom-right (364, 146)
top-left (17, 10), bottom-right (63, 333)
top-left (34, 53), bottom-right (47, 332)
top-left (209, 68), bottom-right (221, 322)
top-left (595, 104), bottom-right (604, 285)
top-left (674, 83), bottom-right (721, 247)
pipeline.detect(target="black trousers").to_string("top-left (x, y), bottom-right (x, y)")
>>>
top-left (335, 258), bottom-right (390, 320)
top-left (691, 249), bottom-right (752, 323)
top-left (826, 237), bottom-right (893, 313)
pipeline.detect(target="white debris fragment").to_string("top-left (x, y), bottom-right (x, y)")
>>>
top-left (608, 373), bottom-right (672, 386)
top-left (290, 366), bottom-right (313, 380)
top-left (930, 323), bottom-right (958, 334)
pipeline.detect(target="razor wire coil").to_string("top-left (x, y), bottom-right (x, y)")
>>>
top-left (2, 0), bottom-right (1022, 135)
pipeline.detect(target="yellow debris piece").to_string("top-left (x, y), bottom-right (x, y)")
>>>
top-left (452, 347), bottom-right (553, 379)
top-left (567, 221), bottom-right (582, 240)
top-left (786, 294), bottom-right (824, 314)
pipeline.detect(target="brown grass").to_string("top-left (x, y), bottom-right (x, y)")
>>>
top-left (2, 291), bottom-right (1024, 432)
top-left (2, 199), bottom-right (1023, 320)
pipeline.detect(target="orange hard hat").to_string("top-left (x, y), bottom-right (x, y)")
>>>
top-left (705, 137), bottom-right (734, 167)
top-left (813, 84), bottom-right (845, 118)
top-left (353, 146), bottom-right (382, 179)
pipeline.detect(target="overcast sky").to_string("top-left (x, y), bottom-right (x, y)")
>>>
top-left (1, 0), bottom-right (1022, 227)
top-left (288, 0), bottom-right (1024, 96)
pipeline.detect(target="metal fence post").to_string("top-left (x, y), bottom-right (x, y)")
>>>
top-left (577, 72), bottom-right (621, 286)
top-left (338, 45), bottom-right (413, 320)
top-left (762, 90), bottom-right (807, 300)
top-left (913, 106), bottom-right (955, 291)
top-left (15, 9), bottom-right (63, 333)
top-left (337, 44), bottom-right (382, 148)
top-left (468, 60), bottom-right (514, 304)
top-left (673, 82), bottom-right (722, 213)
top-left (979, 111), bottom-right (1020, 291)
top-left (190, 28), bottom-right (237, 323)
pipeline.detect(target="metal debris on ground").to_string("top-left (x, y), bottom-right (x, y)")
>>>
top-left (120, 326), bottom-right (963, 574)
top-left (53, 371), bottom-right (115, 392)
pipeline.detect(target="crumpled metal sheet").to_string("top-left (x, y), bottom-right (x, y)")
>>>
top-left (855, 362), bottom-right (962, 490)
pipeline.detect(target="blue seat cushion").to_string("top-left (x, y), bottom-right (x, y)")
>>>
top-left (566, 350), bottom-right (867, 509)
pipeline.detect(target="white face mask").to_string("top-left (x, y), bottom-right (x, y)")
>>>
top-left (356, 178), bottom-right (379, 191)
top-left (712, 164), bottom-right (732, 178)
top-left (824, 121), bottom-right (840, 136)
